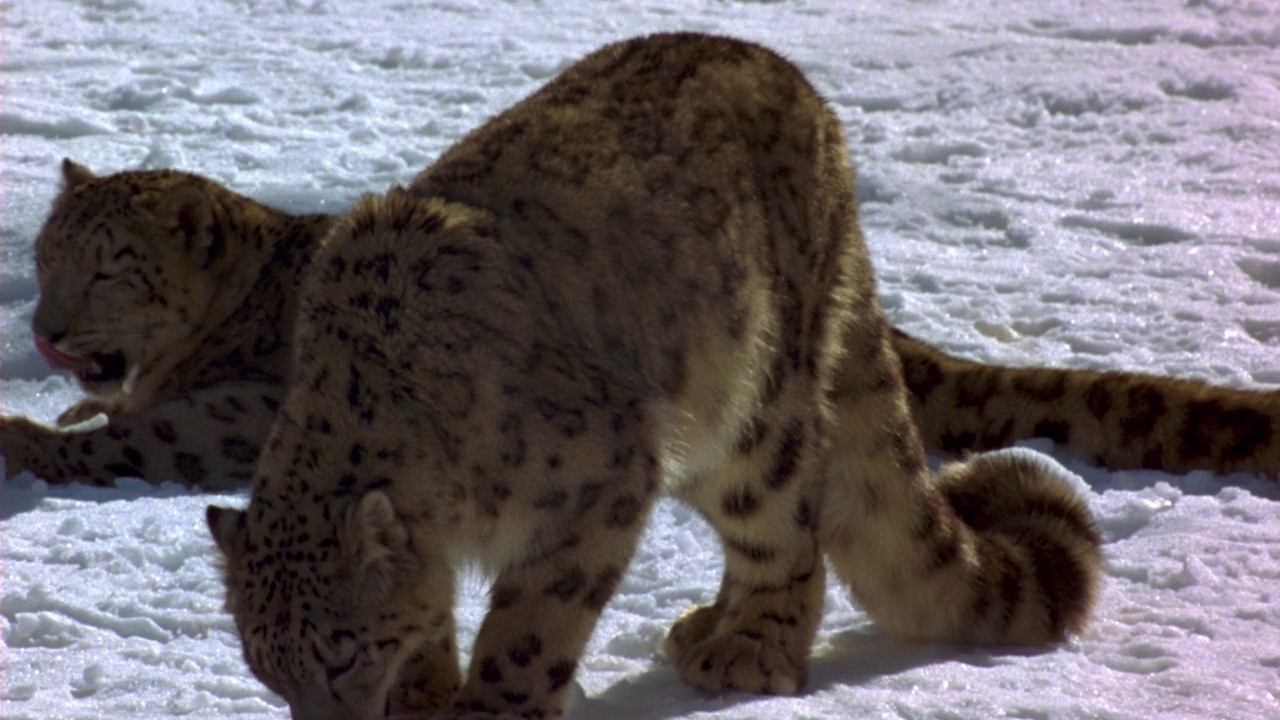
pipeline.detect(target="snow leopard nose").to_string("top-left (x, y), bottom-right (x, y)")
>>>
top-left (31, 297), bottom-right (71, 346)
top-left (33, 325), bottom-right (65, 345)
top-left (31, 329), bottom-right (98, 376)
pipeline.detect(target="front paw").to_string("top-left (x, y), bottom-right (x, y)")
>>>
top-left (0, 417), bottom-right (59, 481)
top-left (57, 398), bottom-right (113, 427)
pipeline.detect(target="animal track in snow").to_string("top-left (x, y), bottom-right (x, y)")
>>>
top-left (1241, 319), bottom-right (1280, 345)
top-left (892, 140), bottom-right (986, 165)
top-left (0, 112), bottom-right (111, 138)
top-left (1058, 214), bottom-right (1197, 246)
top-left (1095, 642), bottom-right (1179, 675)
top-left (1236, 257), bottom-right (1280, 289)
top-left (1159, 77), bottom-right (1237, 102)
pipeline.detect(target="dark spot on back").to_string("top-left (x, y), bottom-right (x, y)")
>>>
top-left (1013, 373), bottom-right (1068, 402)
top-left (122, 445), bottom-right (144, 469)
top-left (221, 435), bottom-right (259, 464)
top-left (1182, 401), bottom-right (1272, 464)
top-left (900, 351), bottom-right (945, 402)
top-left (152, 420), bottom-right (177, 444)
top-left (1033, 419), bottom-right (1071, 446)
top-left (175, 452), bottom-right (207, 484)
top-left (954, 371), bottom-right (998, 408)
top-left (1120, 385), bottom-right (1167, 445)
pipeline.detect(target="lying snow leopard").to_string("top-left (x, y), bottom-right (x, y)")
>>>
top-left (3, 161), bottom-right (331, 487)
top-left (201, 33), bottom-right (1104, 718)
top-left (6, 152), bottom-right (1279, 489)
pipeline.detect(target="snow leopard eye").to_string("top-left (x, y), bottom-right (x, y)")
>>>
top-left (97, 245), bottom-right (140, 276)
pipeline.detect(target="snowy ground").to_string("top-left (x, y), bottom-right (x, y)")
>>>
top-left (3, 0), bottom-right (1280, 718)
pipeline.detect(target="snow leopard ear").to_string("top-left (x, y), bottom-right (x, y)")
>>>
top-left (345, 490), bottom-right (414, 599)
top-left (149, 180), bottom-right (224, 265)
top-left (60, 158), bottom-right (96, 189)
top-left (206, 505), bottom-right (247, 561)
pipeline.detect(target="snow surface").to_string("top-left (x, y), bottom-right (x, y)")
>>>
top-left (3, 0), bottom-right (1280, 718)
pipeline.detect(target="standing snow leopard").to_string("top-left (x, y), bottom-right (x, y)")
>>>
top-left (202, 34), bottom-right (1102, 719)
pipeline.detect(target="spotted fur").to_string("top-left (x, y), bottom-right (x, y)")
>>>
top-left (206, 34), bottom-right (1102, 719)
top-left (9, 137), bottom-right (1280, 490)
top-left (895, 329), bottom-right (1280, 476)
top-left (1, 160), bottom-right (330, 488)
top-left (5, 28), bottom-right (1273, 717)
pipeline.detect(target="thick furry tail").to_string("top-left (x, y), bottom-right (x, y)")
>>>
top-left (821, 325), bottom-right (1103, 644)
top-left (892, 328), bottom-right (1280, 477)
top-left (931, 450), bottom-right (1102, 642)
top-left (822, 446), bottom-right (1103, 645)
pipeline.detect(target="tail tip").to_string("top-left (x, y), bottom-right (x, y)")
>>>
top-left (938, 449), bottom-right (1105, 642)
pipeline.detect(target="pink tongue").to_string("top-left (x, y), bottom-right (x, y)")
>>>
top-left (34, 335), bottom-right (94, 373)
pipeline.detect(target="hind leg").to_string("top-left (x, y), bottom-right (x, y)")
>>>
top-left (666, 401), bottom-right (828, 695)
